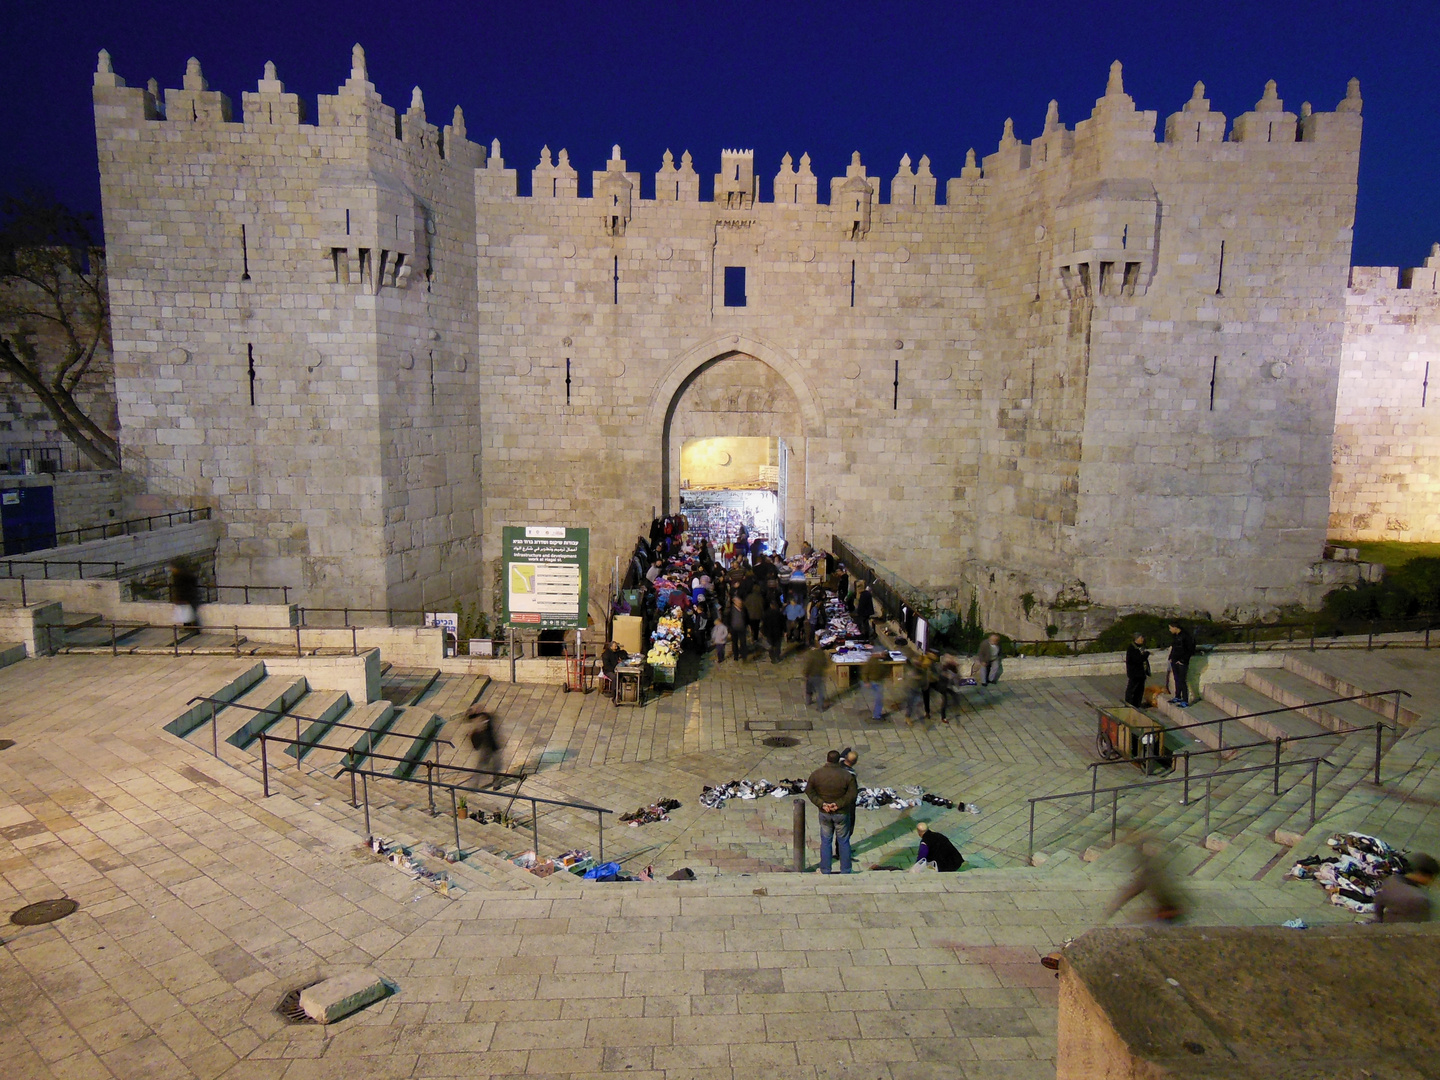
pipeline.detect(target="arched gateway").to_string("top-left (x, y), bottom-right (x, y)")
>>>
top-left (650, 336), bottom-right (824, 551)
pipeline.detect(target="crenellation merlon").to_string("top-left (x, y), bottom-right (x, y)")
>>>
top-left (241, 61), bottom-right (305, 126)
top-left (772, 152), bottom-right (817, 205)
top-left (655, 150), bottom-right (699, 203)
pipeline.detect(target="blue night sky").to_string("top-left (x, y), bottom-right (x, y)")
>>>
top-left (4, 1), bottom-right (1438, 267)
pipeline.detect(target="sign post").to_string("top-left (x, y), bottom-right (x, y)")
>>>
top-left (502, 526), bottom-right (589, 632)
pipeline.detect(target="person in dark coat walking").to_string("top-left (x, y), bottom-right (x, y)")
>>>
top-left (762, 602), bottom-right (787, 664)
top-left (1124, 634), bottom-right (1151, 708)
top-left (1167, 623), bottom-right (1196, 706)
top-left (854, 583), bottom-right (875, 641)
top-left (915, 822), bottom-right (964, 872)
top-left (727, 595), bottom-right (749, 661)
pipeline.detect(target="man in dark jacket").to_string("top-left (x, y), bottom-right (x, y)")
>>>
top-left (915, 822), bottom-right (964, 872)
top-left (806, 750), bottom-right (858, 874)
top-left (1124, 633), bottom-right (1151, 708)
top-left (762, 602), bottom-right (787, 663)
top-left (1167, 623), bottom-right (1196, 707)
top-left (854, 584), bottom-right (876, 641)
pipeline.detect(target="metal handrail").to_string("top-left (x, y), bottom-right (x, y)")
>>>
top-left (46, 507), bottom-right (212, 548)
top-left (1027, 755), bottom-right (1332, 866)
top-left (51, 618), bottom-right (373, 658)
top-left (1159, 688), bottom-right (1411, 734)
top-left (211, 583), bottom-right (292, 604)
top-left (2, 559), bottom-right (123, 581)
top-left (183, 693), bottom-right (456, 749)
top-left (1006, 620), bottom-right (1438, 656)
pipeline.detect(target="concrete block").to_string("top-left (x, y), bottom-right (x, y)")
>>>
top-left (1204, 833), bottom-right (1231, 853)
top-left (1273, 828), bottom-right (1305, 848)
top-left (299, 969), bottom-right (390, 1024)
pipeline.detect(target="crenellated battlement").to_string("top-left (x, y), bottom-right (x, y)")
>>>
top-left (93, 48), bottom-right (1364, 209)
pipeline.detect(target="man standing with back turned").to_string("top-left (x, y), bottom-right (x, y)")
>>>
top-left (807, 750), bottom-right (858, 874)
top-left (1167, 622), bottom-right (1195, 707)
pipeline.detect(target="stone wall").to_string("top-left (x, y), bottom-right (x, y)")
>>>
top-left (1330, 255), bottom-right (1440, 543)
top-left (92, 48), bottom-right (1374, 631)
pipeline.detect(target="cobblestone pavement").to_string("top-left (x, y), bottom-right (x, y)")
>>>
top-left (0, 651), bottom-right (1430, 1080)
top-left (459, 645), bottom-right (1130, 873)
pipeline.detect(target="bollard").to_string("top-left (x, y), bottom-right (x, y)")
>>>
top-left (451, 787), bottom-right (462, 858)
top-left (792, 798), bottom-right (806, 872)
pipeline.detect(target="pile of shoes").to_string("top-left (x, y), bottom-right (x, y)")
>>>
top-left (1286, 831), bottom-right (1411, 913)
top-left (620, 798), bottom-right (682, 826)
top-left (700, 779), bottom-right (808, 808)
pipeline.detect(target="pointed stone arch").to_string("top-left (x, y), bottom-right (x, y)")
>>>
top-left (649, 334), bottom-right (825, 517)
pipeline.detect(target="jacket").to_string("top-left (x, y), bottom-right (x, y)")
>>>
top-left (804, 648), bottom-right (831, 678)
top-left (1125, 644), bottom-right (1151, 680)
top-left (1169, 628), bottom-right (1196, 664)
top-left (805, 763), bottom-right (858, 813)
top-left (917, 829), bottom-right (965, 873)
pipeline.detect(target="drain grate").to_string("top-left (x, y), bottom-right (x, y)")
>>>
top-left (762, 736), bottom-right (801, 748)
top-left (11, 898), bottom-right (78, 926)
top-left (275, 984), bottom-right (320, 1025)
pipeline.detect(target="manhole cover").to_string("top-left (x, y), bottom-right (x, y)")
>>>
top-left (10, 898), bottom-right (78, 926)
top-left (762, 736), bottom-right (800, 748)
top-left (275, 985), bottom-right (319, 1025)
top-left (0, 739), bottom-right (14, 751)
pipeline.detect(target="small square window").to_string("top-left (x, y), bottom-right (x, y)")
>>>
top-left (723, 266), bottom-right (747, 307)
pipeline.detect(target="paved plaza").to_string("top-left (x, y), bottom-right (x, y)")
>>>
top-left (1, 644), bottom-right (1438, 1079)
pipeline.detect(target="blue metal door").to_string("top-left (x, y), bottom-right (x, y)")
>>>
top-left (1, 485), bottom-right (57, 555)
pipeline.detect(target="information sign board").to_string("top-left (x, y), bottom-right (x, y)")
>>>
top-left (502, 525), bottom-right (589, 629)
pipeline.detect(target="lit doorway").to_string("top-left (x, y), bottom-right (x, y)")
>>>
top-left (678, 436), bottom-right (788, 555)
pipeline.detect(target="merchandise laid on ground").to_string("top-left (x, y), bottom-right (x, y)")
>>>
top-left (1286, 831), bottom-right (1414, 913)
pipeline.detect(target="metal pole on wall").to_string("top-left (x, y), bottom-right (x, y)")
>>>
top-left (509, 626), bottom-right (516, 683)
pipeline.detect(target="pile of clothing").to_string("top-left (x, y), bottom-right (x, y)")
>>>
top-left (647, 614), bottom-right (683, 669)
top-left (814, 591), bottom-right (863, 648)
top-left (700, 778), bottom-right (809, 808)
top-left (699, 779), bottom-right (977, 814)
top-left (1286, 831), bottom-right (1412, 913)
top-left (620, 798), bottom-right (682, 826)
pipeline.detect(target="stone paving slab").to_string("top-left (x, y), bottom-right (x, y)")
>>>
top-left (1, 651), bottom-right (1436, 1079)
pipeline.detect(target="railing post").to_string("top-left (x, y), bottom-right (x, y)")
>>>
top-left (1274, 737), bottom-right (1282, 796)
top-left (19, 577), bottom-right (25, 606)
top-left (295, 626), bottom-right (302, 658)
top-left (792, 798), bottom-right (806, 873)
top-left (110, 622), bottom-right (117, 657)
top-left (352, 627), bottom-right (358, 656)
top-left (451, 786), bottom-right (462, 858)
top-left (1110, 789), bottom-right (1118, 846)
top-left (211, 703), bottom-right (218, 758)
top-left (349, 758), bottom-right (357, 807)
top-left (598, 811), bottom-right (604, 863)
top-left (362, 773), bottom-right (371, 838)
top-left (531, 798), bottom-right (540, 858)
top-left (1027, 801), bottom-right (1036, 866)
top-left (1182, 751), bottom-right (1190, 805)
top-left (426, 760), bottom-right (436, 816)
top-left (173, 623), bottom-right (179, 657)
top-left (1375, 722), bottom-right (1383, 786)
top-left (295, 714), bottom-right (301, 769)
top-left (234, 625), bottom-right (240, 657)
top-left (260, 733), bottom-right (270, 798)
top-left (1204, 777), bottom-right (1211, 838)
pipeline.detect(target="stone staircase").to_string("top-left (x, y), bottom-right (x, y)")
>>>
top-left (1030, 650), bottom-right (1435, 883)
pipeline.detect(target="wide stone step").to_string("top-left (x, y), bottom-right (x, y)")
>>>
top-left (370, 706), bottom-right (445, 778)
top-left (1152, 699), bottom-right (1241, 755)
top-left (280, 690), bottom-right (352, 760)
top-left (162, 662), bottom-right (267, 739)
top-left (1282, 652), bottom-right (1425, 726)
top-left (300, 700), bottom-right (397, 776)
top-left (1203, 682), bottom-right (1333, 746)
top-left (1245, 666), bottom-right (1399, 735)
top-left (217, 676), bottom-right (309, 749)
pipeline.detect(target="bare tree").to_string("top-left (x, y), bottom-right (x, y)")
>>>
top-left (0, 193), bottom-right (120, 470)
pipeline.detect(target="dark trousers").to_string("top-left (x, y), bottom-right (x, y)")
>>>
top-left (769, 635), bottom-right (782, 663)
top-left (730, 625), bottom-right (747, 661)
top-left (856, 615), bottom-right (871, 641)
top-left (1170, 660), bottom-right (1190, 703)
top-left (1125, 674), bottom-right (1146, 708)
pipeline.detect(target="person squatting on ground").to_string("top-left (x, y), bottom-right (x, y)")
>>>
top-left (1125, 633), bottom-right (1151, 708)
top-left (804, 646), bottom-right (830, 710)
top-left (465, 705), bottom-right (504, 790)
top-left (807, 750), bottom-right (858, 874)
top-left (1168, 622), bottom-right (1196, 707)
top-left (973, 633), bottom-right (1003, 687)
top-left (862, 649), bottom-right (887, 722)
top-left (1374, 852), bottom-right (1437, 922)
top-left (915, 822), bottom-right (965, 872)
